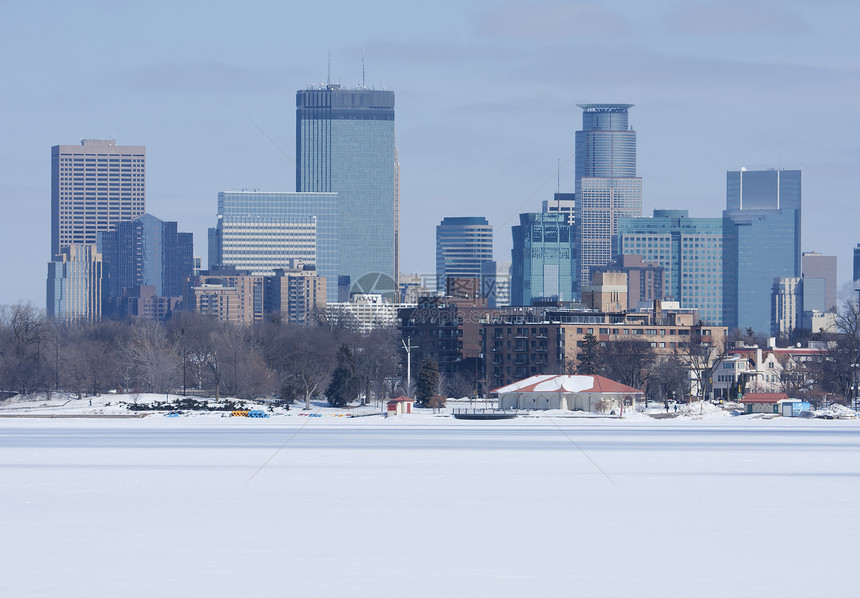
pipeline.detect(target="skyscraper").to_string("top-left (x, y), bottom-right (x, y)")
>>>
top-left (723, 169), bottom-right (802, 334)
top-left (296, 84), bottom-right (397, 295)
top-left (46, 244), bottom-right (103, 323)
top-left (98, 213), bottom-right (194, 306)
top-left (212, 191), bottom-right (338, 302)
top-left (436, 217), bottom-right (493, 293)
top-left (801, 251), bottom-right (837, 312)
top-left (51, 139), bottom-right (145, 257)
top-left (511, 211), bottom-right (578, 306)
top-left (574, 104), bottom-right (642, 290)
top-left (616, 210), bottom-right (723, 325)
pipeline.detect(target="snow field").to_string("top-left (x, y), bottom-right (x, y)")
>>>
top-left (1, 417), bottom-right (858, 597)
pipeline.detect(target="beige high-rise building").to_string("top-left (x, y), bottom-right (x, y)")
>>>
top-left (51, 139), bottom-right (145, 256)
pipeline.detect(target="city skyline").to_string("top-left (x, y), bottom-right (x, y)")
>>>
top-left (2, 1), bottom-right (859, 307)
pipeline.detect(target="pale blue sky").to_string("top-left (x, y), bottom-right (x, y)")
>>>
top-left (1, 0), bottom-right (858, 306)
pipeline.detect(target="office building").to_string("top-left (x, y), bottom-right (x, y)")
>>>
top-left (772, 277), bottom-right (802, 337)
top-left (511, 211), bottom-right (578, 306)
top-left (212, 191), bottom-right (338, 302)
top-left (575, 104), bottom-right (642, 289)
top-left (51, 139), bottom-right (145, 257)
top-left (481, 260), bottom-right (511, 308)
top-left (542, 193), bottom-right (575, 226)
top-left (723, 169), bottom-right (801, 334)
top-left (801, 276), bottom-right (826, 315)
top-left (801, 252), bottom-right (837, 312)
top-left (46, 244), bottom-right (103, 323)
top-left (296, 84), bottom-right (398, 294)
top-left (854, 244), bottom-right (860, 302)
top-left (98, 213), bottom-right (193, 318)
top-left (593, 254), bottom-right (665, 312)
top-left (616, 210), bottom-right (723, 325)
top-left (436, 217), bottom-right (493, 293)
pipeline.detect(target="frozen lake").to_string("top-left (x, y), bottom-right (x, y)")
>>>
top-left (1, 416), bottom-right (858, 597)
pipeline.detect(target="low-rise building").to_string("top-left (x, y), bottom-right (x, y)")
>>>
top-left (494, 374), bottom-right (643, 413)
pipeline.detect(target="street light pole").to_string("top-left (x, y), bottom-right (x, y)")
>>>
top-left (402, 336), bottom-right (415, 397)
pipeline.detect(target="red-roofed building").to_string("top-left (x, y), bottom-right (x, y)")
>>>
top-left (386, 397), bottom-right (414, 416)
top-left (742, 392), bottom-right (790, 414)
top-left (493, 374), bottom-right (643, 413)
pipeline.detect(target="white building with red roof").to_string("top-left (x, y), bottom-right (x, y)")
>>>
top-left (493, 374), bottom-right (643, 413)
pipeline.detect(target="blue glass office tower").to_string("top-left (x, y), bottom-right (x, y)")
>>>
top-left (511, 212), bottom-right (578, 306)
top-left (98, 213), bottom-right (193, 300)
top-left (723, 169), bottom-right (801, 334)
top-left (296, 85), bottom-right (397, 295)
top-left (213, 191), bottom-right (339, 302)
top-left (575, 104), bottom-right (642, 290)
top-left (616, 210), bottom-right (724, 325)
top-left (436, 217), bottom-right (493, 292)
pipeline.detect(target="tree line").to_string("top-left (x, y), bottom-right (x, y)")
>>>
top-left (0, 303), bottom-right (401, 406)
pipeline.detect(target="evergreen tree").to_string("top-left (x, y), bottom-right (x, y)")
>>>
top-left (416, 359), bottom-right (439, 407)
top-left (326, 344), bottom-right (359, 407)
top-left (576, 333), bottom-right (600, 375)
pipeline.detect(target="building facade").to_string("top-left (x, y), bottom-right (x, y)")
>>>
top-left (296, 85), bottom-right (397, 294)
top-left (51, 139), bottom-right (145, 257)
top-left (212, 191), bottom-right (338, 302)
top-left (98, 213), bottom-right (193, 318)
top-left (772, 277), bottom-right (802, 338)
top-left (264, 266), bottom-right (327, 325)
top-left (616, 209), bottom-right (723, 325)
top-left (482, 306), bottom-right (726, 390)
top-left (510, 211), bottom-right (578, 306)
top-left (801, 252), bottom-right (837, 312)
top-left (46, 244), bottom-right (103, 322)
top-left (435, 217), bottom-right (493, 293)
top-left (723, 169), bottom-right (802, 334)
top-left (575, 104), bottom-right (642, 290)
top-left (542, 193), bottom-right (576, 226)
top-left (481, 260), bottom-right (511, 308)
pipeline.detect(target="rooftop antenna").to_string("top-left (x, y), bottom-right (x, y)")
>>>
top-left (362, 49), bottom-right (366, 89)
top-left (327, 49), bottom-right (331, 86)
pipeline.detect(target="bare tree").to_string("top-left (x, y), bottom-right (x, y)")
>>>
top-left (0, 303), bottom-right (51, 395)
top-left (260, 322), bottom-right (337, 409)
top-left (599, 339), bottom-right (655, 390)
top-left (123, 322), bottom-right (180, 394)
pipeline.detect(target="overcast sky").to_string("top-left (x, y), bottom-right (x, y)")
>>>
top-left (1, 0), bottom-right (858, 307)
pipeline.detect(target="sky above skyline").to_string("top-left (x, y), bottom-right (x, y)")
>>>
top-left (2, 0), bottom-right (858, 307)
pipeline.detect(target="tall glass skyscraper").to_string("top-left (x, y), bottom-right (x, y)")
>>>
top-left (616, 210), bottom-right (724, 325)
top-left (296, 85), bottom-right (397, 296)
top-left (212, 191), bottom-right (339, 302)
top-left (574, 104), bottom-right (642, 290)
top-left (435, 217), bottom-right (493, 292)
top-left (723, 169), bottom-right (802, 334)
top-left (98, 213), bottom-right (193, 301)
top-left (510, 212), bottom-right (578, 306)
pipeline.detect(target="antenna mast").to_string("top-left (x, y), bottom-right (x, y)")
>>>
top-left (327, 49), bottom-right (331, 86)
top-left (362, 49), bottom-right (366, 89)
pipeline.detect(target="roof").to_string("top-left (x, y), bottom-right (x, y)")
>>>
top-left (387, 396), bottom-right (414, 404)
top-left (742, 393), bottom-right (790, 403)
top-left (493, 374), bottom-right (642, 395)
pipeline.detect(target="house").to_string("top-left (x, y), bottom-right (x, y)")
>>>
top-left (386, 397), bottom-right (414, 415)
top-left (742, 392), bottom-right (790, 414)
top-left (493, 374), bottom-right (643, 413)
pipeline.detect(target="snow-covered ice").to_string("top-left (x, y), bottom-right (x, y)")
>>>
top-left (1, 410), bottom-right (858, 597)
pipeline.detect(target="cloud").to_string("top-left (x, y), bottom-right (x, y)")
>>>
top-left (663, 1), bottom-right (810, 35)
top-left (476, 1), bottom-right (633, 40)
